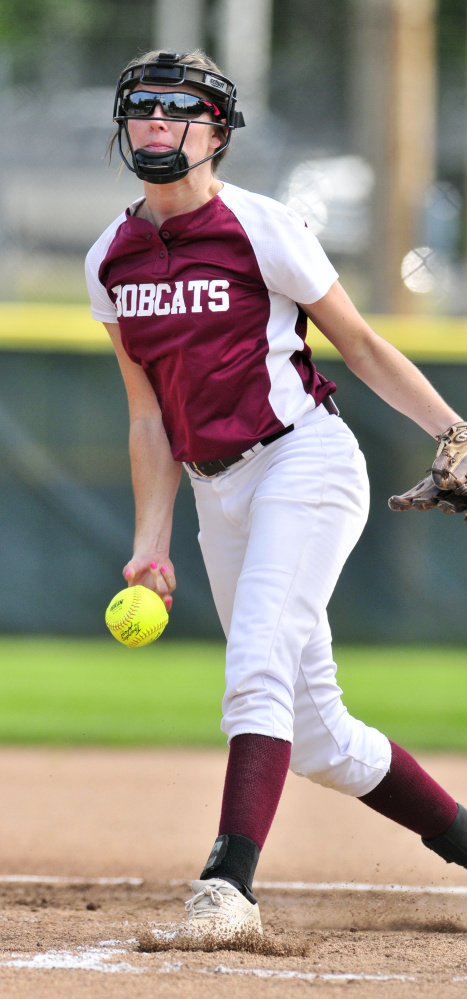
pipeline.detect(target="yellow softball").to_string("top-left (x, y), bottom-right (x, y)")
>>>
top-left (105, 585), bottom-right (169, 647)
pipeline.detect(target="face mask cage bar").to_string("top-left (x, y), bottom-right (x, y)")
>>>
top-left (112, 51), bottom-right (245, 184)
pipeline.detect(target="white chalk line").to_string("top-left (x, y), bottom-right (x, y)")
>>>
top-left (1, 877), bottom-right (466, 979)
top-left (148, 959), bottom-right (467, 984)
top-left (0, 874), bottom-right (143, 886)
top-left (255, 881), bottom-right (467, 895)
top-left (171, 878), bottom-right (467, 895)
top-left (3, 875), bottom-right (466, 894)
top-left (1, 943), bottom-right (142, 974)
top-left (3, 936), bottom-right (467, 982)
top-left (2, 946), bottom-right (462, 984)
top-left (204, 964), bottom-right (416, 983)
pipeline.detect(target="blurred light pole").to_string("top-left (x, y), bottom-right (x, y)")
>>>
top-left (153, 0), bottom-right (204, 52)
top-left (215, 0), bottom-right (273, 115)
top-left (152, 0), bottom-right (273, 118)
top-left (351, 0), bottom-right (437, 313)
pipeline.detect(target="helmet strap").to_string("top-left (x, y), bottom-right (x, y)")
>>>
top-left (118, 119), bottom-right (230, 185)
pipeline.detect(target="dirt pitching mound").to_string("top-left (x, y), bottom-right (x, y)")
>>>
top-left (138, 924), bottom-right (310, 956)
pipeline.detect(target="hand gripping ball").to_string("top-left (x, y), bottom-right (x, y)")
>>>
top-left (105, 585), bottom-right (169, 647)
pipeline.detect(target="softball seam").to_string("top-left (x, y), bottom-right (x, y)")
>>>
top-left (106, 589), bottom-right (167, 646)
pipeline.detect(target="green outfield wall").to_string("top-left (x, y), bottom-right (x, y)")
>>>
top-left (1, 305), bottom-right (466, 642)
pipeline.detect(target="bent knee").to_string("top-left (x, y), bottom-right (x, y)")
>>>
top-left (290, 729), bottom-right (391, 797)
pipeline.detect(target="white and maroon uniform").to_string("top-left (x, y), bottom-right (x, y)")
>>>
top-left (86, 183), bottom-right (390, 796)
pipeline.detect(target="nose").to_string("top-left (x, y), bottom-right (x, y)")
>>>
top-left (150, 99), bottom-right (169, 121)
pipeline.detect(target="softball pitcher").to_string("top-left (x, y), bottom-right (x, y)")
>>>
top-left (86, 48), bottom-right (467, 941)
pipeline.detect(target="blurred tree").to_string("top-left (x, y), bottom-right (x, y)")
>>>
top-left (0, 0), bottom-right (99, 42)
top-left (0, 0), bottom-right (154, 87)
top-left (0, 0), bottom-right (105, 86)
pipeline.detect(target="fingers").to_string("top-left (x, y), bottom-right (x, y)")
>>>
top-left (388, 473), bottom-right (447, 512)
top-left (123, 562), bottom-right (138, 584)
top-left (411, 496), bottom-right (439, 511)
top-left (149, 562), bottom-right (175, 611)
top-left (121, 558), bottom-right (176, 611)
top-left (388, 495), bottom-right (411, 511)
top-left (388, 496), bottom-right (436, 511)
top-left (436, 499), bottom-right (458, 515)
top-left (389, 480), bottom-right (467, 516)
top-left (149, 561), bottom-right (175, 593)
top-left (388, 476), bottom-right (437, 511)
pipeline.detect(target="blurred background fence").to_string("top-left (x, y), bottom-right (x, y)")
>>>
top-left (1, 0), bottom-right (466, 641)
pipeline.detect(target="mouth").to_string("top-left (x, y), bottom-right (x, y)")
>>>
top-left (144, 142), bottom-right (174, 153)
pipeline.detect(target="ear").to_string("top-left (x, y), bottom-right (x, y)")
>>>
top-left (209, 125), bottom-right (228, 150)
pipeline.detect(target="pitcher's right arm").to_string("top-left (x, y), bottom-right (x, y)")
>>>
top-left (104, 322), bottom-right (181, 608)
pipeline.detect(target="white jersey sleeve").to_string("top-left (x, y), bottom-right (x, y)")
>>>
top-left (218, 184), bottom-right (338, 304)
top-left (85, 210), bottom-right (127, 323)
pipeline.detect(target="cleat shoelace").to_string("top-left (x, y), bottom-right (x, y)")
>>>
top-left (185, 883), bottom-right (234, 920)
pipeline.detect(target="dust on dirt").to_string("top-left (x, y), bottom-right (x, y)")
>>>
top-left (1, 747), bottom-right (467, 998)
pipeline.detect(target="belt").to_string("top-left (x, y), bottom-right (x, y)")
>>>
top-left (187, 425), bottom-right (294, 478)
top-left (187, 395), bottom-right (338, 479)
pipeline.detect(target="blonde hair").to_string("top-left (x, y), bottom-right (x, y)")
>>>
top-left (110, 48), bottom-right (231, 173)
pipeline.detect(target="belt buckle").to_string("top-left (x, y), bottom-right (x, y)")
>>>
top-left (190, 462), bottom-right (216, 479)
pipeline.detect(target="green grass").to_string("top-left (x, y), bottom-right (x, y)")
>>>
top-left (0, 638), bottom-right (226, 746)
top-left (335, 646), bottom-right (467, 752)
top-left (0, 638), bottom-right (465, 750)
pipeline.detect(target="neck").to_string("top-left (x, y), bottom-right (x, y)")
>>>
top-left (140, 167), bottom-right (223, 229)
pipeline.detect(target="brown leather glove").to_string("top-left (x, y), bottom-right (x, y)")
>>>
top-left (388, 474), bottom-right (467, 520)
top-left (431, 422), bottom-right (467, 494)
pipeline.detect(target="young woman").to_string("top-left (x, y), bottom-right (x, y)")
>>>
top-left (86, 48), bottom-right (467, 940)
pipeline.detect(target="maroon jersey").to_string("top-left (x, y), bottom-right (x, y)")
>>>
top-left (85, 183), bottom-right (338, 461)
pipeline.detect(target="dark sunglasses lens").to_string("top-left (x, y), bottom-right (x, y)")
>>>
top-left (177, 96), bottom-right (223, 117)
top-left (166, 95), bottom-right (206, 117)
top-left (122, 92), bottom-right (221, 119)
top-left (122, 92), bottom-right (158, 115)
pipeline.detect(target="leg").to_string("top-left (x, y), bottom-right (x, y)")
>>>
top-left (358, 742), bottom-right (467, 873)
top-left (191, 468), bottom-right (292, 906)
top-left (220, 413), bottom-right (370, 744)
top-left (290, 620), bottom-right (463, 870)
top-left (189, 472), bottom-right (288, 933)
top-left (189, 410), bottom-right (370, 926)
top-left (290, 613), bottom-right (391, 795)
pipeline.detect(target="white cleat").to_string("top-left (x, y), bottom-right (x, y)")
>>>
top-left (183, 878), bottom-right (262, 940)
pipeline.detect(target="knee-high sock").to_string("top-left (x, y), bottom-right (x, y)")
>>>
top-left (359, 740), bottom-right (458, 837)
top-left (218, 733), bottom-right (291, 849)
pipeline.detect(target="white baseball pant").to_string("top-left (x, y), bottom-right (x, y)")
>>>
top-left (189, 405), bottom-right (391, 797)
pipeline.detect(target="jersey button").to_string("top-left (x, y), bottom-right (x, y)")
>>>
top-left (159, 249), bottom-right (166, 258)
top-left (161, 230), bottom-right (170, 240)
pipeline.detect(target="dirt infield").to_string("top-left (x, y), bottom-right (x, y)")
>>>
top-left (0, 747), bottom-right (467, 997)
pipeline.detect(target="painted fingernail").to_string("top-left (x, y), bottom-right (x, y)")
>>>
top-left (150, 562), bottom-right (157, 569)
top-left (166, 596), bottom-right (173, 610)
top-left (124, 570), bottom-right (132, 580)
top-left (160, 565), bottom-right (167, 572)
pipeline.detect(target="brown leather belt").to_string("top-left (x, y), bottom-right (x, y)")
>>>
top-left (188, 425), bottom-right (294, 478)
top-left (187, 394), bottom-right (338, 478)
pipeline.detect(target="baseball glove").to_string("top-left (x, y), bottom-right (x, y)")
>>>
top-left (389, 474), bottom-right (467, 520)
top-left (431, 421), bottom-right (467, 494)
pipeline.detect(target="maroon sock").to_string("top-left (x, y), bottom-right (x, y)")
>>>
top-left (218, 733), bottom-right (291, 849)
top-left (359, 740), bottom-right (458, 838)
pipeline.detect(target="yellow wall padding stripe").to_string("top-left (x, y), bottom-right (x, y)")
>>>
top-left (0, 303), bottom-right (114, 353)
top-left (0, 303), bottom-right (466, 361)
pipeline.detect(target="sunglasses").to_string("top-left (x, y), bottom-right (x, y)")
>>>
top-left (121, 90), bottom-right (224, 120)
